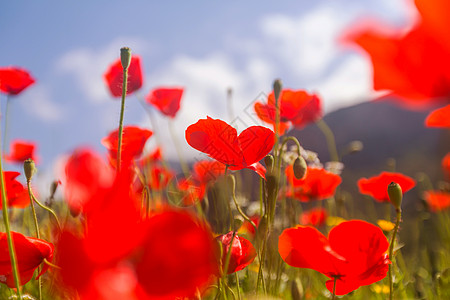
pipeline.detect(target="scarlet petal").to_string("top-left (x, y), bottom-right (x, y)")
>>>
top-left (102, 126), bottom-right (153, 168)
top-left (136, 210), bottom-right (219, 299)
top-left (104, 56), bottom-right (143, 97)
top-left (425, 105), bottom-right (450, 128)
top-left (64, 148), bottom-right (115, 215)
top-left (358, 172), bottom-right (415, 202)
top-left (278, 226), bottom-right (346, 276)
top-left (217, 232), bottom-right (257, 274)
top-left (237, 126), bottom-right (275, 168)
top-left (146, 87), bottom-right (184, 118)
top-left (327, 220), bottom-right (390, 294)
top-left (0, 67), bottom-right (35, 95)
top-left (423, 191), bottom-right (450, 211)
top-left (5, 140), bottom-right (37, 163)
top-left (0, 171), bottom-right (28, 210)
top-left (286, 166), bottom-right (342, 201)
top-left (300, 207), bottom-right (327, 227)
top-left (186, 117), bottom-right (243, 166)
top-left (0, 231), bottom-right (53, 288)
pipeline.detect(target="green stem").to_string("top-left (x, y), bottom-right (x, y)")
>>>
top-left (0, 132), bottom-right (22, 299)
top-left (316, 119), bottom-right (339, 162)
top-left (277, 136), bottom-right (302, 171)
top-left (30, 190), bottom-right (61, 232)
top-left (389, 209), bottom-right (402, 300)
top-left (116, 67), bottom-right (129, 172)
top-left (3, 95), bottom-right (11, 152)
top-left (331, 276), bottom-right (337, 300)
top-left (235, 273), bottom-right (241, 300)
top-left (27, 181), bottom-right (42, 300)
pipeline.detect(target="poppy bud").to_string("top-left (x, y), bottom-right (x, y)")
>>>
top-left (23, 158), bottom-right (36, 182)
top-left (50, 180), bottom-right (60, 197)
top-left (348, 140), bottom-right (363, 154)
top-left (273, 79), bottom-right (283, 102)
top-left (264, 154), bottom-right (274, 173)
top-left (120, 47), bottom-right (132, 70)
top-left (388, 182), bottom-right (402, 211)
top-left (293, 156), bottom-right (307, 179)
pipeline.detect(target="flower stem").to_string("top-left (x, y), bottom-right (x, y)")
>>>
top-left (116, 66), bottom-right (129, 172)
top-left (0, 134), bottom-right (22, 299)
top-left (27, 181), bottom-right (41, 300)
top-left (331, 276), bottom-right (337, 300)
top-left (389, 208), bottom-right (402, 300)
top-left (316, 119), bottom-right (339, 162)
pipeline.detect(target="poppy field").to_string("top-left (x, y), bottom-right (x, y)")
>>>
top-left (1, 0), bottom-right (450, 299)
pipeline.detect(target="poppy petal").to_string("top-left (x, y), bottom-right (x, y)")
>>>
top-left (146, 87), bottom-right (184, 118)
top-left (237, 126), bottom-right (275, 168)
top-left (0, 67), bottom-right (35, 95)
top-left (425, 104), bottom-right (450, 128)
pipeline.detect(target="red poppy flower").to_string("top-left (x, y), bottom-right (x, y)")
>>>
top-left (0, 231), bottom-right (54, 288)
top-left (5, 140), bottom-right (37, 163)
top-left (0, 67), bottom-right (35, 95)
top-left (139, 147), bottom-right (163, 167)
top-left (136, 209), bottom-right (219, 299)
top-left (254, 89), bottom-right (322, 135)
top-left (425, 104), bottom-right (450, 128)
top-left (146, 87), bottom-right (184, 118)
top-left (300, 207), bottom-right (327, 227)
top-left (217, 231), bottom-right (257, 274)
top-left (0, 171), bottom-right (29, 209)
top-left (423, 191), bottom-right (450, 211)
top-left (185, 117), bottom-right (274, 178)
top-left (63, 148), bottom-right (115, 215)
top-left (345, 0), bottom-right (450, 106)
top-left (358, 172), bottom-right (415, 203)
top-left (102, 126), bottom-right (153, 168)
top-left (285, 166), bottom-right (342, 201)
top-left (104, 56), bottom-right (143, 97)
top-left (279, 220), bottom-right (390, 295)
top-left (442, 153), bottom-right (450, 179)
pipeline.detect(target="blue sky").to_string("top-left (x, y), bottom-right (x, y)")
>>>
top-left (0, 0), bottom-right (414, 188)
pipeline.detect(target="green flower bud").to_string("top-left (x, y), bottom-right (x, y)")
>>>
top-left (233, 217), bottom-right (244, 232)
top-left (120, 47), bottom-right (132, 70)
top-left (388, 182), bottom-right (402, 211)
top-left (23, 158), bottom-right (36, 182)
top-left (273, 79), bottom-right (283, 102)
top-left (293, 156), bottom-right (307, 179)
top-left (264, 154), bottom-right (274, 174)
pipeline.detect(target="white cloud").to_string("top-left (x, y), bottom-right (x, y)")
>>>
top-left (55, 37), bottom-right (150, 104)
top-left (19, 85), bottom-right (66, 122)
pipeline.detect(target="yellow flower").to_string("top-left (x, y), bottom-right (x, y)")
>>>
top-left (377, 219), bottom-right (395, 231)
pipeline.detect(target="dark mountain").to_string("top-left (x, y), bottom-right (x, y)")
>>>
top-left (292, 99), bottom-right (450, 217)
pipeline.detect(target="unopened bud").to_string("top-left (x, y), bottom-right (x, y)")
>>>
top-left (293, 156), bottom-right (307, 179)
top-left (264, 155), bottom-right (274, 173)
top-left (388, 182), bottom-right (402, 211)
top-left (50, 180), bottom-right (60, 197)
top-left (120, 47), bottom-right (132, 70)
top-left (348, 140), bottom-right (363, 154)
top-left (273, 79), bottom-right (283, 102)
top-left (23, 159), bottom-right (36, 182)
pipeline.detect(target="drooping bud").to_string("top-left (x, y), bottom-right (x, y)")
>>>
top-left (120, 47), bottom-right (132, 70)
top-left (264, 154), bottom-right (274, 174)
top-left (293, 156), bottom-right (307, 179)
top-left (23, 158), bottom-right (37, 183)
top-left (273, 79), bottom-right (283, 103)
top-left (388, 182), bottom-right (403, 211)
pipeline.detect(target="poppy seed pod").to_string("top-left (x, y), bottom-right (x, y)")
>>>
top-left (273, 79), bottom-right (283, 102)
top-left (23, 158), bottom-right (36, 182)
top-left (120, 47), bottom-right (132, 70)
top-left (388, 181), bottom-right (403, 211)
top-left (293, 156), bottom-right (307, 179)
